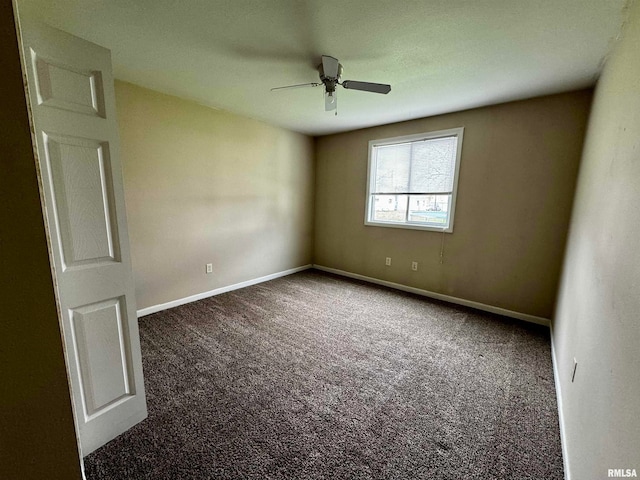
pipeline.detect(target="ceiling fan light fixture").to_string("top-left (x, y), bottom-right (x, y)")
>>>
top-left (325, 90), bottom-right (337, 111)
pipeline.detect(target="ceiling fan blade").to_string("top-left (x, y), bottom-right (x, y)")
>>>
top-left (270, 82), bottom-right (321, 91)
top-left (321, 55), bottom-right (339, 79)
top-left (342, 80), bottom-right (391, 94)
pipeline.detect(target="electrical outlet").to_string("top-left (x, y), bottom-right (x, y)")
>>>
top-left (411, 261), bottom-right (418, 271)
top-left (206, 263), bottom-right (213, 274)
top-left (385, 257), bottom-right (392, 266)
top-left (571, 358), bottom-right (578, 382)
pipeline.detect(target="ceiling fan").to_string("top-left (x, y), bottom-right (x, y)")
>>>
top-left (271, 55), bottom-right (391, 112)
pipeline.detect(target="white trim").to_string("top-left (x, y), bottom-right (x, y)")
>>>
top-left (550, 324), bottom-right (571, 480)
top-left (362, 219), bottom-right (451, 233)
top-left (137, 265), bottom-right (312, 317)
top-left (312, 264), bottom-right (550, 327)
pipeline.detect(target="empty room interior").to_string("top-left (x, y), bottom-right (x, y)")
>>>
top-left (2, 0), bottom-right (640, 479)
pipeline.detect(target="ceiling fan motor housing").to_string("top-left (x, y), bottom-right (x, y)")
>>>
top-left (319, 62), bottom-right (343, 92)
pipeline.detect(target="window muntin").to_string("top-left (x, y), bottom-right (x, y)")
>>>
top-left (365, 128), bottom-right (464, 232)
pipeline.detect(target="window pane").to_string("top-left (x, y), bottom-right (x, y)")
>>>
top-left (407, 194), bottom-right (450, 226)
top-left (372, 195), bottom-right (408, 223)
top-left (409, 136), bottom-right (457, 193)
top-left (374, 143), bottom-right (411, 193)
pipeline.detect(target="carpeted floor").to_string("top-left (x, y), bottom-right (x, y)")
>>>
top-left (84, 269), bottom-right (563, 479)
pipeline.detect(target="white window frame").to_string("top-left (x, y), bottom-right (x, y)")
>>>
top-left (364, 127), bottom-right (464, 233)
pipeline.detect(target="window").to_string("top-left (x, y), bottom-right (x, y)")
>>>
top-left (365, 127), bottom-right (464, 233)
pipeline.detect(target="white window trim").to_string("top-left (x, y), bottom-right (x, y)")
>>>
top-left (364, 127), bottom-right (464, 233)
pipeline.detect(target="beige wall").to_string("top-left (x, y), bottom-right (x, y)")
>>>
top-left (0, 3), bottom-right (82, 478)
top-left (315, 90), bottom-right (592, 319)
top-left (115, 81), bottom-right (314, 310)
top-left (553, 0), bottom-right (640, 477)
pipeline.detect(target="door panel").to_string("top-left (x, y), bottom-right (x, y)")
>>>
top-left (44, 134), bottom-right (119, 267)
top-left (18, 18), bottom-right (147, 456)
top-left (71, 297), bottom-right (133, 417)
top-left (32, 52), bottom-right (106, 117)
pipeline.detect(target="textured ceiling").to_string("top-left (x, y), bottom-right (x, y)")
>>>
top-left (17, 0), bottom-right (627, 136)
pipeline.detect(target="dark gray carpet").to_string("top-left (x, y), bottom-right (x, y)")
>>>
top-left (84, 269), bottom-right (563, 479)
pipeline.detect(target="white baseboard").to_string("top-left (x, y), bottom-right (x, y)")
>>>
top-left (137, 264), bottom-right (312, 317)
top-left (550, 324), bottom-right (571, 480)
top-left (312, 264), bottom-right (550, 327)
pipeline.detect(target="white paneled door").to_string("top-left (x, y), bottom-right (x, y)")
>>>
top-left (18, 18), bottom-right (147, 455)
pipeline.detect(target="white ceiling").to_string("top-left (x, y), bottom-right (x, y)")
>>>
top-left (18, 0), bottom-right (627, 136)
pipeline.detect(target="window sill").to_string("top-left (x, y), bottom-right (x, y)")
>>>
top-left (364, 220), bottom-right (453, 233)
